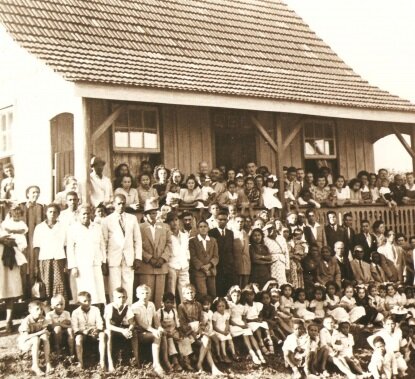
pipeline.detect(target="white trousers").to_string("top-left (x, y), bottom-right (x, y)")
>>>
top-left (108, 259), bottom-right (134, 304)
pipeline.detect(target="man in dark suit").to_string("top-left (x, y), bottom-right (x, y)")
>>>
top-left (353, 219), bottom-right (377, 263)
top-left (208, 211), bottom-right (235, 296)
top-left (333, 241), bottom-right (354, 286)
top-left (303, 209), bottom-right (327, 249)
top-left (324, 211), bottom-right (347, 252)
top-left (342, 212), bottom-right (356, 260)
top-left (350, 245), bottom-right (372, 285)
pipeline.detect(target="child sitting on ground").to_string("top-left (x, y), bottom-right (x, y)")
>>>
top-left (104, 287), bottom-right (138, 372)
top-left (131, 285), bottom-right (165, 377)
top-left (293, 288), bottom-right (315, 322)
top-left (177, 284), bottom-right (223, 375)
top-left (72, 291), bottom-right (106, 370)
top-left (212, 297), bottom-right (239, 363)
top-left (368, 336), bottom-right (398, 379)
top-left (282, 319), bottom-right (308, 379)
top-left (157, 292), bottom-right (191, 372)
top-left (45, 294), bottom-right (74, 358)
top-left (18, 300), bottom-right (53, 376)
top-left (305, 323), bottom-right (329, 378)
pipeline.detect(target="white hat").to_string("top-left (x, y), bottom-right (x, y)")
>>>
top-left (143, 199), bottom-right (159, 213)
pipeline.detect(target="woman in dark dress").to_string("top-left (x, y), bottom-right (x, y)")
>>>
top-left (249, 228), bottom-right (273, 288)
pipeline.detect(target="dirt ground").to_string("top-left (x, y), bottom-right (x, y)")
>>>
top-left (0, 318), bottom-right (409, 379)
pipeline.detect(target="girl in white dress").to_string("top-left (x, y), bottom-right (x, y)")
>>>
top-left (241, 285), bottom-right (272, 358)
top-left (309, 285), bottom-right (327, 320)
top-left (339, 285), bottom-right (365, 323)
top-left (293, 288), bottom-right (315, 321)
top-left (262, 176), bottom-right (282, 219)
top-left (227, 286), bottom-right (264, 365)
top-left (325, 281), bottom-right (349, 321)
top-left (212, 297), bottom-right (238, 363)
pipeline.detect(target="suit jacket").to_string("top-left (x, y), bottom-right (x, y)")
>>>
top-left (379, 254), bottom-right (399, 282)
top-left (102, 212), bottom-right (142, 267)
top-left (189, 236), bottom-right (219, 277)
top-left (353, 232), bottom-right (378, 262)
top-left (370, 263), bottom-right (387, 284)
top-left (208, 228), bottom-right (234, 275)
top-left (316, 257), bottom-right (341, 288)
top-left (136, 221), bottom-right (172, 275)
top-left (377, 243), bottom-right (406, 283)
top-left (325, 224), bottom-right (347, 251)
top-left (286, 180), bottom-right (301, 198)
top-left (335, 257), bottom-right (354, 284)
top-left (350, 259), bottom-right (372, 284)
top-left (343, 226), bottom-right (356, 258)
top-left (303, 224), bottom-right (327, 249)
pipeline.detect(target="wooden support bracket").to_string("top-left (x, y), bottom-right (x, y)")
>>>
top-left (283, 116), bottom-right (304, 150)
top-left (393, 126), bottom-right (415, 159)
top-left (250, 114), bottom-right (278, 152)
top-left (91, 105), bottom-right (126, 142)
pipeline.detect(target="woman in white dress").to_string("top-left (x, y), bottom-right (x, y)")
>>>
top-left (0, 229), bottom-right (24, 332)
top-left (66, 204), bottom-right (106, 305)
top-left (264, 223), bottom-right (289, 286)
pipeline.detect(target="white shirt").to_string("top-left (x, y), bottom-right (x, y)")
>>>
top-left (197, 234), bottom-right (210, 250)
top-left (33, 221), bottom-right (66, 260)
top-left (71, 305), bottom-right (104, 334)
top-left (307, 222), bottom-right (321, 240)
top-left (169, 231), bottom-right (190, 270)
top-left (90, 172), bottom-right (113, 207)
top-left (378, 242), bottom-right (399, 264)
top-left (114, 187), bottom-right (139, 206)
top-left (59, 209), bottom-right (79, 229)
top-left (147, 222), bottom-right (157, 241)
top-left (206, 216), bottom-right (218, 230)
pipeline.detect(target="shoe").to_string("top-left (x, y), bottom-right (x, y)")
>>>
top-left (222, 356), bottom-right (232, 364)
top-left (182, 356), bottom-right (194, 372)
top-left (172, 362), bottom-right (183, 372)
top-left (251, 354), bottom-right (261, 365)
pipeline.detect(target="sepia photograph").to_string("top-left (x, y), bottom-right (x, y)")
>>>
top-left (0, 0), bottom-right (414, 377)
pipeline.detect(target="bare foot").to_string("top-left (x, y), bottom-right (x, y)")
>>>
top-left (45, 363), bottom-right (54, 375)
top-left (31, 366), bottom-right (44, 376)
top-left (99, 361), bottom-right (106, 370)
top-left (108, 364), bottom-right (115, 373)
top-left (212, 366), bottom-right (224, 376)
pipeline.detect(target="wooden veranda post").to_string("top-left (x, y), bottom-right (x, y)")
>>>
top-left (275, 113), bottom-right (286, 212)
top-left (411, 126), bottom-right (415, 173)
top-left (74, 97), bottom-right (91, 203)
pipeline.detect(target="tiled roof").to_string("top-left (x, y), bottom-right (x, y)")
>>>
top-left (1, 0), bottom-right (414, 112)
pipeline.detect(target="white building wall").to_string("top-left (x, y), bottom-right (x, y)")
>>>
top-left (0, 27), bottom-right (79, 203)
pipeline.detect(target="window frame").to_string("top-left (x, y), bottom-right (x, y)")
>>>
top-left (303, 118), bottom-right (337, 159)
top-left (112, 104), bottom-right (160, 153)
top-left (0, 107), bottom-right (13, 159)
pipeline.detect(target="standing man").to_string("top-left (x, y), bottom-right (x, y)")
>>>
top-left (303, 209), bottom-right (327, 249)
top-left (136, 201), bottom-right (172, 308)
top-left (102, 194), bottom-right (142, 304)
top-left (180, 211), bottom-right (197, 238)
top-left (353, 219), bottom-right (377, 263)
top-left (90, 156), bottom-right (113, 208)
top-left (246, 162), bottom-right (258, 178)
top-left (165, 212), bottom-right (190, 302)
top-left (208, 211), bottom-right (235, 296)
top-left (296, 168), bottom-right (306, 191)
top-left (378, 230), bottom-right (406, 284)
top-left (316, 246), bottom-right (341, 289)
top-left (286, 166), bottom-right (301, 199)
top-left (324, 211), bottom-right (347, 252)
top-left (342, 213), bottom-right (355, 260)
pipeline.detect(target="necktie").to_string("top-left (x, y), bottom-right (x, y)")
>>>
top-left (392, 246), bottom-right (396, 260)
top-left (221, 229), bottom-right (225, 237)
top-left (347, 228), bottom-right (350, 239)
top-left (119, 214), bottom-right (125, 235)
top-left (359, 260), bottom-right (363, 274)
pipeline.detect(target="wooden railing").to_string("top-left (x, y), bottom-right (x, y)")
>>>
top-left (315, 205), bottom-right (415, 236)
top-left (179, 205), bottom-right (415, 236)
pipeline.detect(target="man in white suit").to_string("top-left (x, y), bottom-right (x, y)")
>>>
top-left (102, 194), bottom-right (142, 303)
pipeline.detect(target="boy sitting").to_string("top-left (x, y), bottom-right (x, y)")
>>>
top-left (104, 287), bottom-right (139, 372)
top-left (177, 284), bottom-right (223, 376)
top-left (45, 294), bottom-right (74, 358)
top-left (18, 300), bottom-right (53, 376)
top-left (368, 336), bottom-right (398, 379)
top-left (131, 284), bottom-right (165, 377)
top-left (282, 319), bottom-right (308, 379)
top-left (71, 291), bottom-right (106, 370)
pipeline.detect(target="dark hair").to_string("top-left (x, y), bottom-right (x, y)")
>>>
top-left (180, 211), bottom-right (193, 219)
top-left (65, 191), bottom-right (78, 199)
top-left (185, 175), bottom-right (198, 187)
top-left (244, 177), bottom-right (255, 184)
top-left (45, 203), bottom-right (61, 215)
top-left (395, 233), bottom-right (406, 241)
top-left (326, 210), bottom-right (336, 217)
top-left (360, 219), bottom-right (370, 226)
top-left (77, 291), bottom-right (91, 300)
top-left (25, 185), bottom-right (41, 197)
top-left (335, 175), bottom-right (346, 187)
top-left (217, 210), bottom-right (228, 218)
top-left (280, 283), bottom-right (293, 294)
top-left (138, 173), bottom-right (151, 182)
top-left (227, 180), bottom-right (236, 188)
top-left (162, 292), bottom-right (175, 303)
top-left (212, 297), bottom-right (229, 311)
top-left (357, 170), bottom-right (370, 179)
top-left (165, 212), bottom-right (179, 224)
top-left (199, 294), bottom-right (212, 306)
top-left (372, 220), bottom-right (385, 232)
top-left (113, 287), bottom-right (127, 296)
top-left (114, 164), bottom-right (130, 178)
top-left (197, 219), bottom-right (209, 227)
top-left (343, 212), bottom-right (352, 221)
top-left (348, 178), bottom-right (362, 190)
top-left (372, 336), bottom-right (385, 346)
top-left (325, 281), bottom-right (339, 293)
top-left (249, 228), bottom-right (265, 244)
top-left (294, 288), bottom-right (306, 302)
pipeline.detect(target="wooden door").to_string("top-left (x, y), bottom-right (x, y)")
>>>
top-left (50, 113), bottom-right (74, 195)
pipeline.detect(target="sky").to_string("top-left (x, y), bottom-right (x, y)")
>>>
top-left (284, 0), bottom-right (415, 172)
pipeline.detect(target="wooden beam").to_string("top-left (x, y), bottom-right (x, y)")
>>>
top-left (283, 116), bottom-right (304, 150)
top-left (275, 113), bottom-right (286, 212)
top-left (392, 126), bottom-right (415, 159)
top-left (91, 105), bottom-right (126, 142)
top-left (411, 127), bottom-right (415, 173)
top-left (250, 114), bottom-right (278, 153)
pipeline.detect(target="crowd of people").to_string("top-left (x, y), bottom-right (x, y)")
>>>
top-left (1, 157), bottom-right (415, 378)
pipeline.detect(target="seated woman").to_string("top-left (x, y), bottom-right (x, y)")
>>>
top-left (179, 176), bottom-right (203, 208)
top-left (310, 175), bottom-right (329, 207)
top-left (357, 171), bottom-right (373, 204)
top-left (152, 165), bottom-right (170, 205)
top-left (403, 172), bottom-right (415, 205)
top-left (113, 163), bottom-right (133, 190)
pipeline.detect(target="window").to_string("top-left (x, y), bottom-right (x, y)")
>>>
top-left (303, 120), bottom-right (336, 158)
top-left (0, 107), bottom-right (13, 158)
top-left (113, 105), bottom-right (160, 152)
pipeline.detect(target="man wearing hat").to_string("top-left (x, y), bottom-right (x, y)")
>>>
top-left (136, 199), bottom-right (172, 308)
top-left (90, 156), bottom-right (113, 207)
top-left (102, 194), bottom-right (142, 304)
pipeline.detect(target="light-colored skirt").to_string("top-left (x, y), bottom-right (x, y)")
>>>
top-left (76, 265), bottom-right (106, 305)
top-left (247, 321), bottom-right (268, 332)
top-left (230, 325), bottom-right (253, 337)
